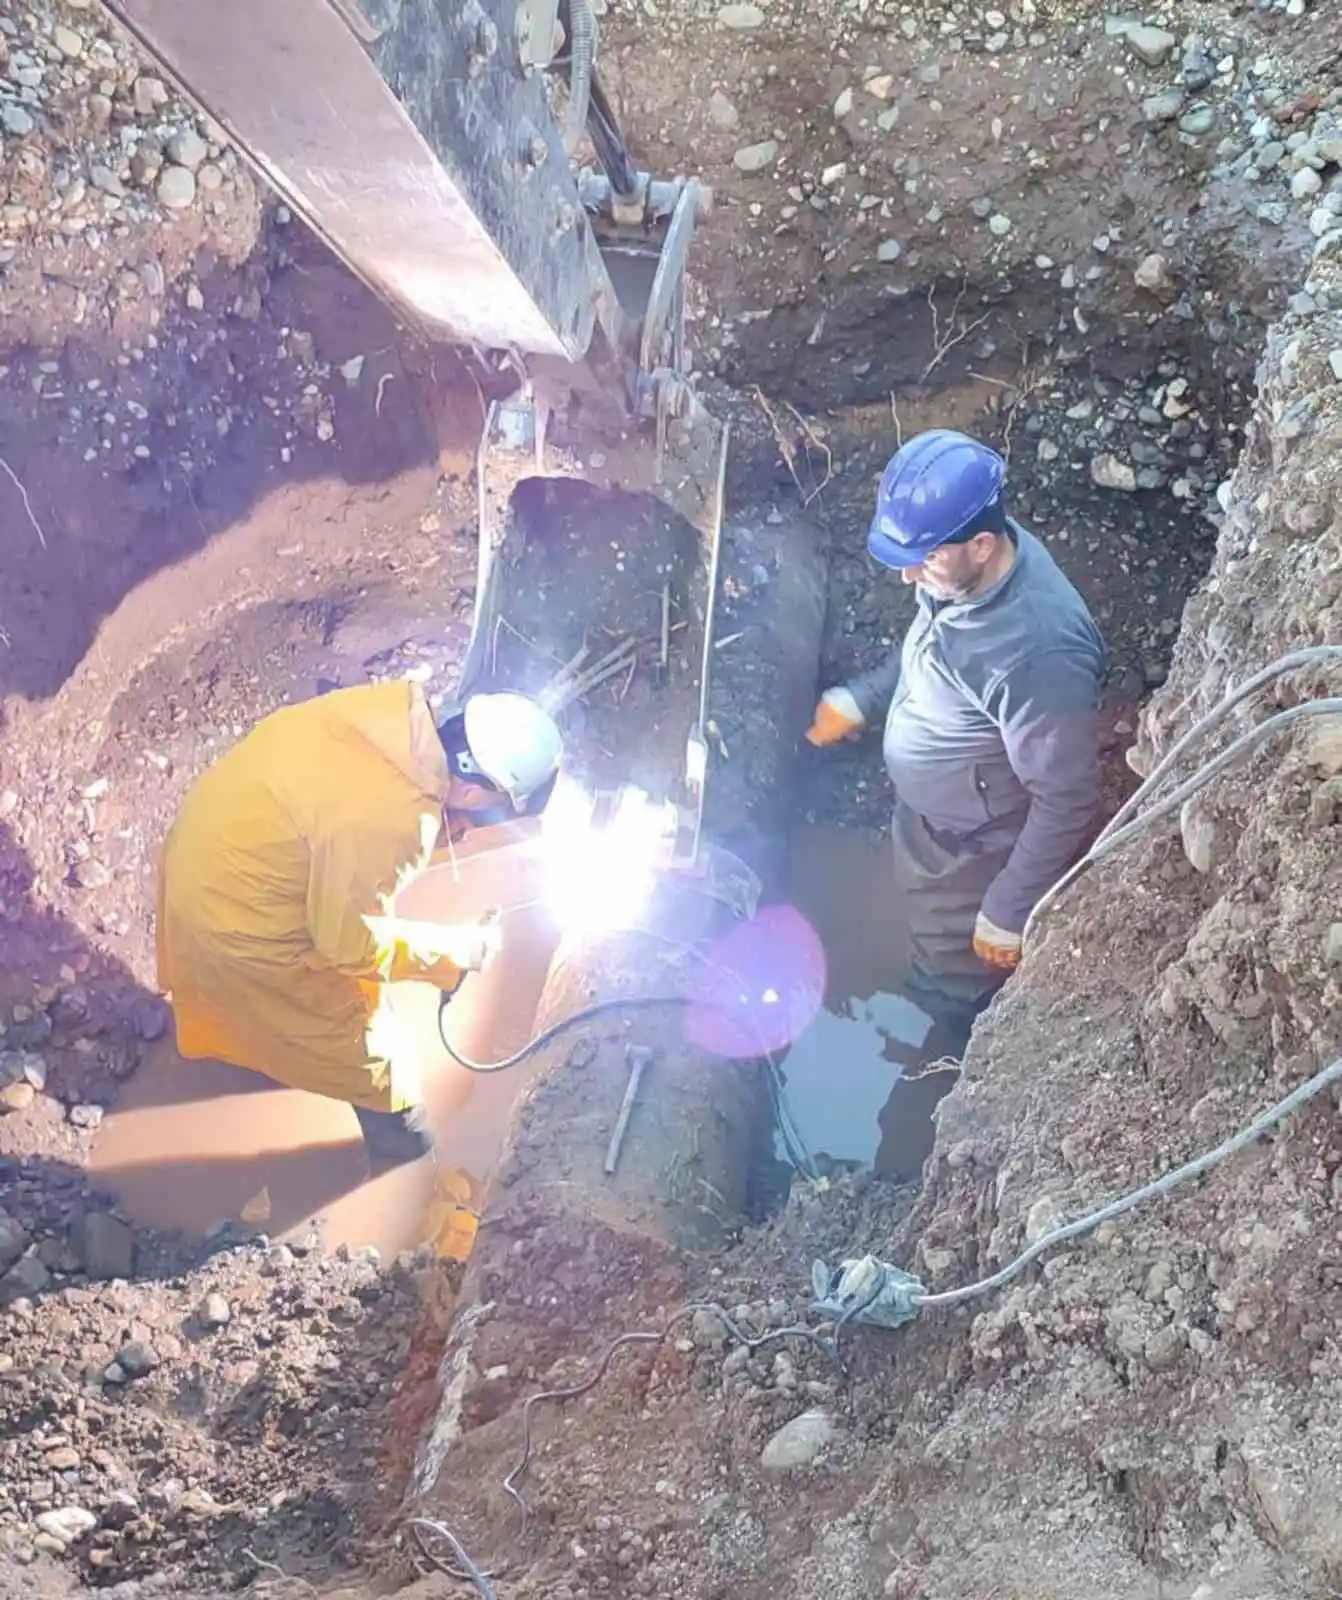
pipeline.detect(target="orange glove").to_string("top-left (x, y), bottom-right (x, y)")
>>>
top-left (805, 687), bottom-right (866, 747)
top-left (972, 912), bottom-right (1022, 972)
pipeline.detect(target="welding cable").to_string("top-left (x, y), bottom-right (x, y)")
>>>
top-left (438, 989), bottom-right (689, 1072)
top-left (436, 979), bottom-right (813, 1176)
top-left (1024, 694), bottom-right (1342, 946)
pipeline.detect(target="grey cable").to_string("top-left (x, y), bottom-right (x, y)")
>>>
top-left (407, 1517), bottom-right (496, 1598)
top-left (913, 1054), bottom-right (1342, 1311)
top-left (1100, 644), bottom-right (1342, 844)
top-left (1024, 695), bottom-right (1342, 945)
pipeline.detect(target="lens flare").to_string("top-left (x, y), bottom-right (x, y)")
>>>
top-left (684, 903), bottom-right (826, 1058)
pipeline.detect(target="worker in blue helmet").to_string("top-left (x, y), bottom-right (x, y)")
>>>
top-left (806, 429), bottom-right (1107, 1022)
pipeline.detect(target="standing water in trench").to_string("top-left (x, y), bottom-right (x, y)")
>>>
top-left (776, 824), bottom-right (969, 1184)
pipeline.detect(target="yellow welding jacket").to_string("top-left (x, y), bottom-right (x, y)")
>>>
top-left (156, 681), bottom-right (468, 1111)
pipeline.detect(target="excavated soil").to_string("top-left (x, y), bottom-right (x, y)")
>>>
top-left (2, 0), bottom-right (1340, 1595)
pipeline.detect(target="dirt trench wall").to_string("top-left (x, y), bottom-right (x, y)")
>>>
top-left (860, 228), bottom-right (1342, 1593)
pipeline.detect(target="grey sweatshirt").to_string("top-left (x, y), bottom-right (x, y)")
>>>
top-left (847, 522), bottom-right (1107, 934)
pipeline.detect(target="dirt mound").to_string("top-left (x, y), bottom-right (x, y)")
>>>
top-left (0, 1219), bottom-right (454, 1592)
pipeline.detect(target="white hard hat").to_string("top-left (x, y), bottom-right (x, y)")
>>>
top-left (461, 692), bottom-right (563, 811)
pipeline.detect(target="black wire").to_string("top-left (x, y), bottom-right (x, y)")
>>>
top-left (437, 990), bottom-right (690, 1073)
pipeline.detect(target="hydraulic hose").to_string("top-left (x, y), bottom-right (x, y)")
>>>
top-left (563, 0), bottom-right (595, 154)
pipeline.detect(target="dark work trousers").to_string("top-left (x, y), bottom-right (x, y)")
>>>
top-left (889, 800), bottom-right (1018, 1029)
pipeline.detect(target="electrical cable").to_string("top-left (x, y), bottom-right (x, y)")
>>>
top-left (407, 1517), bottom-right (496, 1598)
top-left (1024, 693), bottom-right (1342, 946)
top-left (1099, 644), bottom-right (1342, 846)
top-left (912, 1053), bottom-right (1342, 1311)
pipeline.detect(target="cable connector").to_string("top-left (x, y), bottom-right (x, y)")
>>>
top-left (811, 1254), bottom-right (925, 1332)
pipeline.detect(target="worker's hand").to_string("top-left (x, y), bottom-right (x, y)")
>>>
top-left (972, 912), bottom-right (1022, 972)
top-left (805, 687), bottom-right (865, 747)
top-left (456, 914), bottom-right (503, 973)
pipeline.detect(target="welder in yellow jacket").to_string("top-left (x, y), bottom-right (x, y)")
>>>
top-left (156, 681), bottom-right (563, 1174)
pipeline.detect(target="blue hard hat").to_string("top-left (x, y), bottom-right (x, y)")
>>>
top-left (868, 430), bottom-right (1006, 570)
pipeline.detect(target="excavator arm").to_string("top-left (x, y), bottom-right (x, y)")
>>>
top-left (98, 0), bottom-right (727, 687)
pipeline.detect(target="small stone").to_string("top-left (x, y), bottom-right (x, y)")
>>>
top-left (1142, 91), bottom-right (1185, 125)
top-left (1143, 1259), bottom-right (1175, 1303)
top-left (0, 1082), bottom-right (35, 1114)
top-left (1327, 350), bottom-right (1342, 383)
top-left (114, 1340), bottom-right (159, 1379)
top-left (197, 1291), bottom-right (232, 1331)
top-left (132, 998), bottom-right (169, 1041)
top-left (156, 165), bottom-right (197, 210)
top-left (1024, 1194), bottom-right (1066, 1245)
top-left (716, 2), bottom-right (765, 27)
top-left (1177, 106), bottom-right (1216, 137)
top-left (877, 238), bottom-right (902, 263)
top-left (166, 127), bottom-right (209, 169)
top-left (1179, 797), bottom-right (1220, 873)
top-left (53, 24), bottom-right (84, 58)
top-left (196, 161), bottom-right (224, 193)
top-left (708, 90), bottom-right (739, 130)
top-left (1, 1255), bottom-right (51, 1303)
top-left (1322, 924), bottom-right (1342, 966)
top-left (732, 139), bottom-right (778, 173)
top-left (690, 1308), bottom-right (725, 1350)
top-left (1144, 1325), bottom-right (1185, 1372)
top-left (72, 858), bottom-right (112, 890)
top-left (866, 74), bottom-right (893, 99)
top-left (760, 1409), bottom-right (837, 1470)
top-left (44, 1446), bottom-right (80, 1471)
top-left (1134, 253), bottom-right (1175, 295)
top-left (0, 1212), bottom-right (30, 1274)
top-left (1, 105), bottom-right (35, 138)
top-left (1090, 454), bottom-right (1138, 492)
top-left (833, 88), bottom-right (853, 119)
top-left (74, 1211), bottom-right (135, 1281)
top-left (987, 213), bottom-right (1012, 237)
top-left (1291, 167), bottom-right (1323, 201)
top-left (69, 1103), bottom-right (104, 1130)
top-left (35, 1508), bottom-right (97, 1544)
top-left (721, 1345), bottom-right (750, 1378)
top-left (178, 1487), bottom-right (220, 1517)
top-left (133, 75), bottom-right (167, 114)
top-left (1124, 24), bottom-right (1177, 66)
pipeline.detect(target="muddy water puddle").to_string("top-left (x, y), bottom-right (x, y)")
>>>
top-left (778, 825), bottom-right (964, 1182)
top-left (91, 824), bottom-right (556, 1258)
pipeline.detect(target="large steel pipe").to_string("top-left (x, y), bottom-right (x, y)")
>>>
top-left (408, 500), bottom-right (829, 1507)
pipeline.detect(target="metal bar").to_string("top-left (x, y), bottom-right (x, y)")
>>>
top-left (603, 1045), bottom-right (653, 1176)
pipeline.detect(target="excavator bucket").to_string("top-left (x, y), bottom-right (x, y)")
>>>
top-left (100, 0), bottom-right (727, 829)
